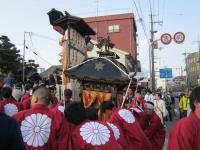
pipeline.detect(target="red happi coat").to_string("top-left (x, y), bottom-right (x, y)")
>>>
top-left (21, 92), bottom-right (31, 110)
top-left (71, 120), bottom-right (123, 150)
top-left (106, 122), bottom-right (128, 150)
top-left (13, 104), bottom-right (71, 150)
top-left (0, 98), bottom-right (23, 117)
top-left (140, 112), bottom-right (165, 150)
top-left (109, 109), bottom-right (151, 150)
top-left (168, 112), bottom-right (200, 150)
top-left (48, 96), bottom-right (59, 109)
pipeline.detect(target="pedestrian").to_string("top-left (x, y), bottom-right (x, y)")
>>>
top-left (99, 101), bottom-right (151, 150)
top-left (164, 92), bottom-right (172, 121)
top-left (0, 112), bottom-right (25, 150)
top-left (140, 101), bottom-right (165, 150)
top-left (13, 85), bottom-right (70, 150)
top-left (3, 72), bottom-right (15, 88)
top-left (168, 86), bottom-right (200, 150)
top-left (179, 92), bottom-right (190, 118)
top-left (154, 93), bottom-right (166, 124)
top-left (64, 101), bottom-right (122, 150)
top-left (0, 86), bottom-right (22, 117)
top-left (144, 89), bottom-right (154, 103)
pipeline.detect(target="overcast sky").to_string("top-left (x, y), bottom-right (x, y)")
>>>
top-left (0, 0), bottom-right (199, 76)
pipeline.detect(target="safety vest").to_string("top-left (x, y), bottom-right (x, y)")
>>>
top-left (179, 96), bottom-right (190, 111)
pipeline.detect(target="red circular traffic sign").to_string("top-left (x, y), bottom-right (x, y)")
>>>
top-left (160, 33), bottom-right (172, 45)
top-left (174, 32), bottom-right (185, 44)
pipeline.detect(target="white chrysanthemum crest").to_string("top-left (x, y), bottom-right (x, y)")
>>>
top-left (118, 109), bottom-right (135, 123)
top-left (4, 103), bottom-right (18, 116)
top-left (21, 113), bottom-right (52, 147)
top-left (80, 121), bottom-right (110, 146)
top-left (58, 105), bottom-right (64, 113)
top-left (107, 123), bottom-right (120, 140)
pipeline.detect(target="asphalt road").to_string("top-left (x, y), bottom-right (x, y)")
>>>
top-left (163, 97), bottom-right (180, 150)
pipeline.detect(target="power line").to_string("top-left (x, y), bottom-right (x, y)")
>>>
top-left (26, 47), bottom-right (52, 65)
top-left (31, 32), bottom-right (57, 42)
top-left (132, 0), bottom-right (149, 43)
top-left (28, 33), bottom-right (39, 64)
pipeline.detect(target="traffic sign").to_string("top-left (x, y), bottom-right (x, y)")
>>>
top-left (174, 32), bottom-right (185, 44)
top-left (160, 68), bottom-right (172, 78)
top-left (160, 33), bottom-right (172, 45)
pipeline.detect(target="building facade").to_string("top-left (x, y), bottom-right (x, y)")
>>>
top-left (186, 51), bottom-right (200, 88)
top-left (84, 13), bottom-right (137, 63)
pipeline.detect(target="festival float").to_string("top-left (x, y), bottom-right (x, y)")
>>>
top-left (47, 9), bottom-right (137, 109)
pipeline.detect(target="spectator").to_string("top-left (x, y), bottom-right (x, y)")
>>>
top-left (3, 72), bottom-right (15, 87)
top-left (0, 112), bottom-right (25, 150)
top-left (154, 93), bottom-right (166, 124)
top-left (144, 89), bottom-right (154, 103)
top-left (164, 92), bottom-right (172, 121)
top-left (49, 70), bottom-right (62, 85)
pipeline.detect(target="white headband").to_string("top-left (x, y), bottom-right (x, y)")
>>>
top-left (145, 101), bottom-right (154, 109)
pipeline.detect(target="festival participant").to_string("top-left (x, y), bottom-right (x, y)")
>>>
top-left (0, 86), bottom-right (22, 117)
top-left (21, 83), bottom-right (32, 110)
top-left (168, 86), bottom-right (200, 150)
top-left (51, 88), bottom-right (72, 113)
top-left (100, 101), bottom-right (151, 150)
top-left (0, 112), bottom-right (25, 150)
top-left (86, 106), bottom-right (128, 150)
top-left (14, 86), bottom-right (70, 150)
top-left (64, 101), bottom-right (123, 150)
top-left (140, 101), bottom-right (165, 150)
top-left (130, 90), bottom-right (145, 109)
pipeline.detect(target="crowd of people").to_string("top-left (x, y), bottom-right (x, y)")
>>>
top-left (0, 71), bottom-right (200, 150)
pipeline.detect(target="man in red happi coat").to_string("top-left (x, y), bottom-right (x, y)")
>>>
top-left (50, 88), bottom-right (72, 115)
top-left (14, 86), bottom-right (71, 150)
top-left (100, 101), bottom-right (151, 150)
top-left (168, 86), bottom-right (200, 150)
top-left (140, 101), bottom-right (165, 150)
top-left (0, 86), bottom-right (22, 117)
top-left (48, 85), bottom-right (59, 109)
top-left (21, 84), bottom-right (32, 110)
top-left (86, 106), bottom-right (128, 150)
top-left (64, 101), bottom-right (123, 150)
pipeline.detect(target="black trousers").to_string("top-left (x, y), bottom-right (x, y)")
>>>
top-left (166, 106), bottom-right (172, 121)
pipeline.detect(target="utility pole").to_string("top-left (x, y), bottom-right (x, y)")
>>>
top-left (23, 32), bottom-right (26, 83)
top-left (183, 52), bottom-right (190, 91)
top-left (150, 14), bottom-right (155, 92)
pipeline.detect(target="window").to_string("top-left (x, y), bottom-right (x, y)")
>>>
top-left (108, 25), bottom-right (120, 33)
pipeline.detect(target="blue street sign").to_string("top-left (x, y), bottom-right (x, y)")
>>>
top-left (159, 68), bottom-right (172, 78)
